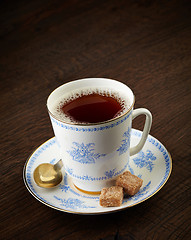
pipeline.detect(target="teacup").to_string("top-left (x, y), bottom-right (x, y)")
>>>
top-left (47, 78), bottom-right (152, 192)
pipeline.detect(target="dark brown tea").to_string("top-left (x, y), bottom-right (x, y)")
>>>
top-left (60, 93), bottom-right (123, 123)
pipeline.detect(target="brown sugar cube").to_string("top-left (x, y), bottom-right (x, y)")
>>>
top-left (99, 186), bottom-right (123, 207)
top-left (116, 171), bottom-right (143, 196)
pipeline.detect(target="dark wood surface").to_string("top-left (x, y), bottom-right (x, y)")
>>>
top-left (1, 0), bottom-right (191, 239)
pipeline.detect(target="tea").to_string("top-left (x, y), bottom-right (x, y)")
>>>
top-left (54, 89), bottom-right (129, 124)
top-left (61, 93), bottom-right (122, 123)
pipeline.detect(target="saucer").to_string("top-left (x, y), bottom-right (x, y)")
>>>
top-left (23, 129), bottom-right (172, 215)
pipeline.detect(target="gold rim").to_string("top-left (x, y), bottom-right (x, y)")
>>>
top-left (23, 135), bottom-right (173, 215)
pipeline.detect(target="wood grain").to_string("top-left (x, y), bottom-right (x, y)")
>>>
top-left (1, 0), bottom-right (191, 239)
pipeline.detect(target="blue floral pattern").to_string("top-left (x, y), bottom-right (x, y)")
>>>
top-left (24, 129), bottom-right (172, 214)
top-left (67, 142), bottom-right (106, 164)
top-left (133, 150), bottom-right (156, 172)
top-left (54, 196), bottom-right (96, 209)
top-left (65, 162), bottom-right (128, 181)
top-left (117, 128), bottom-right (131, 155)
top-left (50, 110), bottom-right (132, 132)
top-left (49, 158), bottom-right (56, 164)
top-left (104, 168), bottom-right (116, 179)
top-left (65, 167), bottom-right (73, 175)
top-left (60, 184), bottom-right (70, 193)
top-left (59, 174), bottom-right (70, 192)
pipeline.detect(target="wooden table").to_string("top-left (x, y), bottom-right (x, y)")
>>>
top-left (1, 0), bottom-right (191, 239)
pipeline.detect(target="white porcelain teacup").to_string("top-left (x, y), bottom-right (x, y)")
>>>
top-left (47, 78), bottom-right (152, 192)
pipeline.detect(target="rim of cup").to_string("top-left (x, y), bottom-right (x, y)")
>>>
top-left (47, 78), bottom-right (135, 126)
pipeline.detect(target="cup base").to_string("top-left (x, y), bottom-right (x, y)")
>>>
top-left (74, 184), bottom-right (101, 195)
top-left (72, 178), bottom-right (116, 193)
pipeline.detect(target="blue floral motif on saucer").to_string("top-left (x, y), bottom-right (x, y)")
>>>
top-left (23, 129), bottom-right (172, 215)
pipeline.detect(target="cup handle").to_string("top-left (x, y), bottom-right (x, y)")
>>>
top-left (130, 108), bottom-right (152, 156)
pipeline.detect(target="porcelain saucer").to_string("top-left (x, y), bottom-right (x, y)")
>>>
top-left (23, 129), bottom-right (172, 215)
